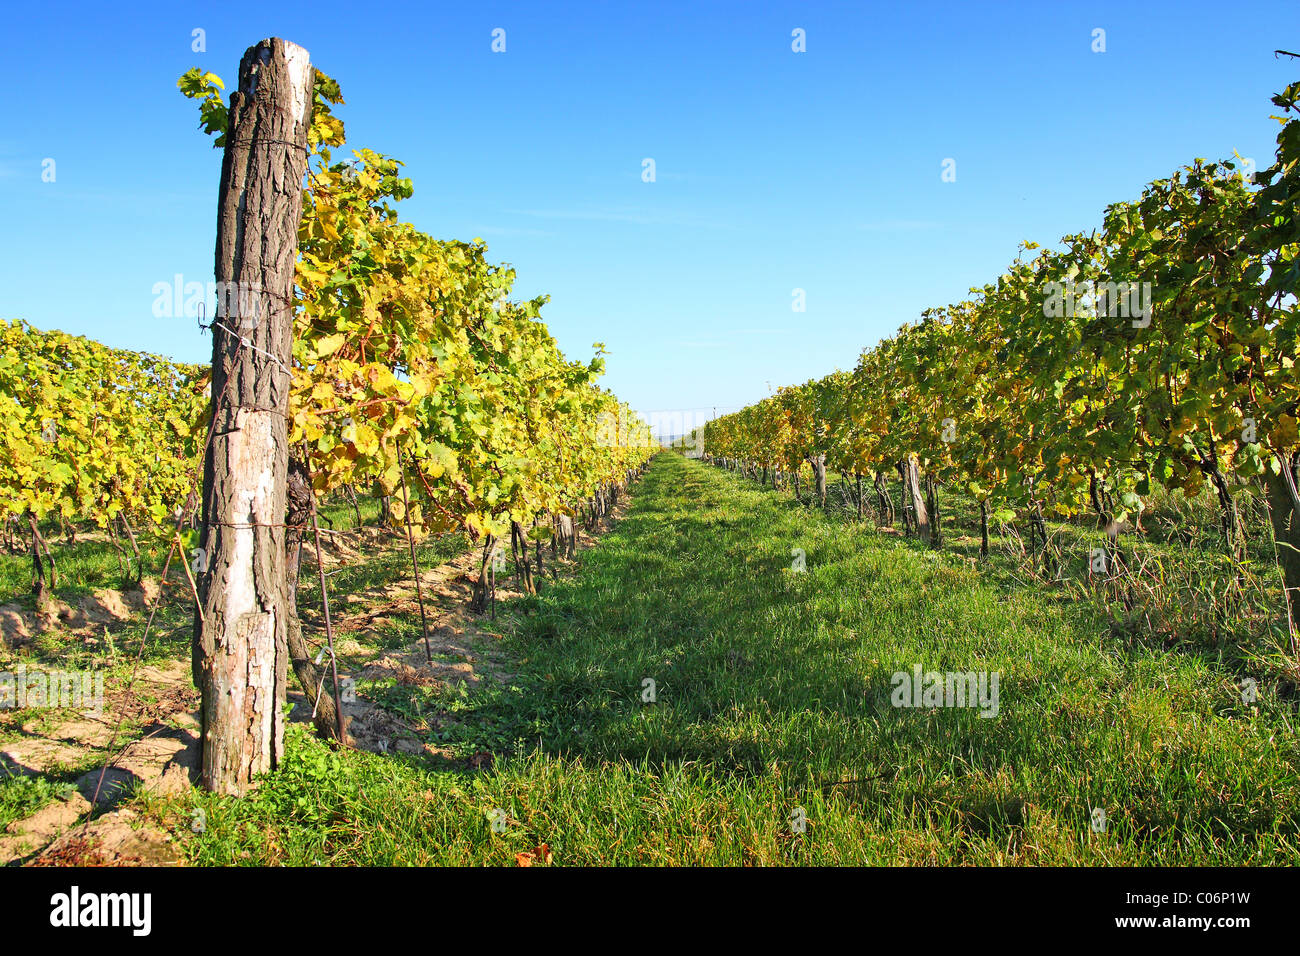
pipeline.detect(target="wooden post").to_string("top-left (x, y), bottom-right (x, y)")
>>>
top-left (194, 38), bottom-right (312, 795)
top-left (1265, 460), bottom-right (1300, 646)
top-left (905, 455), bottom-right (930, 544)
top-left (284, 456), bottom-right (345, 742)
top-left (397, 442), bottom-right (434, 664)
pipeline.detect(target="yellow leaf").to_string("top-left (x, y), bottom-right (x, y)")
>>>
top-left (316, 333), bottom-right (347, 357)
top-left (1276, 414), bottom-right (1298, 448)
top-left (352, 423), bottom-right (380, 456)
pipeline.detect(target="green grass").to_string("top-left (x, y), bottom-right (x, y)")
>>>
top-left (0, 490), bottom-right (386, 608)
top-left (0, 534), bottom-right (163, 607)
top-left (153, 453), bottom-right (1299, 865)
top-left (0, 774), bottom-right (78, 831)
top-left (781, 464), bottom-right (1295, 688)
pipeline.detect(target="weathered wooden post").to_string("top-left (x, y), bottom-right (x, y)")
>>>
top-left (194, 38), bottom-right (312, 795)
top-left (905, 454), bottom-right (930, 545)
top-left (1266, 460), bottom-right (1300, 645)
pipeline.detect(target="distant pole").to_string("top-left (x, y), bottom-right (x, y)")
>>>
top-left (397, 440), bottom-right (433, 664)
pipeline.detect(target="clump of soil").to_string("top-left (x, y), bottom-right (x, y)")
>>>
top-left (1, 578), bottom-right (162, 649)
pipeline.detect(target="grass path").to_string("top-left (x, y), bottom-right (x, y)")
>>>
top-left (171, 452), bottom-right (1298, 865)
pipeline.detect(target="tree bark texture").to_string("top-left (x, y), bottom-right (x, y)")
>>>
top-left (194, 38), bottom-right (313, 795)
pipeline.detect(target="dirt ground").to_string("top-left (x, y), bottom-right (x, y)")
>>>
top-left (0, 497), bottom-right (631, 866)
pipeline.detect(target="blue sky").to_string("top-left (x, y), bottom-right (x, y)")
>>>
top-left (2, 1), bottom-right (1297, 433)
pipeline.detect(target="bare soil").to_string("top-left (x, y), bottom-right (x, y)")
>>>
top-left (2, 499), bottom-right (631, 866)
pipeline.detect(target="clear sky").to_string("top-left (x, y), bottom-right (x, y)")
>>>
top-left (2, 1), bottom-right (1298, 435)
